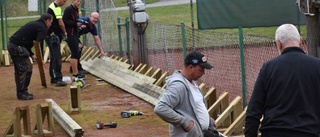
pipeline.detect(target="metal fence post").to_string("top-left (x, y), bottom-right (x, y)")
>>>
top-left (181, 21), bottom-right (187, 59)
top-left (0, 0), bottom-right (5, 50)
top-left (125, 17), bottom-right (130, 64)
top-left (238, 27), bottom-right (247, 108)
top-left (117, 17), bottom-right (123, 57)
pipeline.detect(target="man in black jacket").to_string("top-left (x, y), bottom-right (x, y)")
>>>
top-left (245, 24), bottom-right (320, 137)
top-left (8, 13), bottom-right (53, 100)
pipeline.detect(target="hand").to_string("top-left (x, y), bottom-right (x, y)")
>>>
top-left (185, 120), bottom-right (194, 132)
top-left (79, 43), bottom-right (83, 48)
top-left (100, 52), bottom-right (107, 57)
top-left (31, 55), bottom-right (37, 61)
top-left (62, 34), bottom-right (67, 41)
top-left (211, 118), bottom-right (217, 128)
top-left (77, 22), bottom-right (82, 27)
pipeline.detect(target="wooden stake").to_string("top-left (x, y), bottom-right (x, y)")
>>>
top-left (33, 41), bottom-right (47, 87)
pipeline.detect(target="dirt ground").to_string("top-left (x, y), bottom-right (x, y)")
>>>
top-left (0, 62), bottom-right (168, 137)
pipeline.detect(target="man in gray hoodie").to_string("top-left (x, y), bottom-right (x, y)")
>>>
top-left (154, 50), bottom-right (220, 137)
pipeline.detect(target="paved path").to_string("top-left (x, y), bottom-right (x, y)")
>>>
top-left (115, 0), bottom-right (195, 11)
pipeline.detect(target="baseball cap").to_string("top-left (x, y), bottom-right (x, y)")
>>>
top-left (185, 50), bottom-right (213, 69)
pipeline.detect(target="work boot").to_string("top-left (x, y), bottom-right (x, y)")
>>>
top-left (51, 81), bottom-right (67, 86)
top-left (17, 92), bottom-right (33, 100)
top-left (26, 91), bottom-right (33, 97)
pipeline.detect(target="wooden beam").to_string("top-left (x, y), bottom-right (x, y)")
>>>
top-left (43, 47), bottom-right (50, 63)
top-left (198, 83), bottom-right (207, 95)
top-left (204, 87), bottom-right (217, 119)
top-left (151, 68), bottom-right (161, 80)
top-left (33, 42), bottom-right (47, 87)
top-left (45, 99), bottom-right (84, 137)
top-left (33, 103), bottom-right (54, 136)
top-left (144, 67), bottom-right (153, 77)
top-left (207, 92), bottom-right (229, 118)
top-left (137, 64), bottom-right (147, 74)
top-left (3, 106), bottom-right (32, 137)
top-left (223, 107), bottom-right (247, 136)
top-left (68, 85), bottom-right (81, 113)
top-left (2, 50), bottom-right (11, 66)
top-left (215, 96), bottom-right (242, 127)
top-left (133, 63), bottom-right (143, 72)
top-left (80, 47), bottom-right (93, 60)
top-left (154, 71), bottom-right (169, 87)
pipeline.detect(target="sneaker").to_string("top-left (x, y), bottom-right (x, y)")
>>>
top-left (73, 73), bottom-right (85, 79)
top-left (51, 81), bottom-right (68, 86)
top-left (17, 93), bottom-right (33, 100)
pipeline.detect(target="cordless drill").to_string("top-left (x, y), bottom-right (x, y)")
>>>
top-left (76, 19), bottom-right (88, 30)
top-left (120, 111), bottom-right (144, 118)
top-left (96, 121), bottom-right (117, 129)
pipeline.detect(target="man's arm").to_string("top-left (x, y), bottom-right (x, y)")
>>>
top-left (58, 18), bottom-right (67, 36)
top-left (93, 35), bottom-right (106, 56)
top-left (154, 82), bottom-right (192, 130)
top-left (244, 66), bottom-right (266, 137)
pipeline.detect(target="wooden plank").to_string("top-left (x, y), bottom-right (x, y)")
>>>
top-left (221, 91), bottom-right (231, 127)
top-left (137, 64), bottom-right (147, 74)
top-left (204, 87), bottom-right (217, 119)
top-left (144, 67), bottom-right (153, 77)
top-left (207, 92), bottom-right (228, 118)
top-left (81, 58), bottom-right (162, 105)
top-left (43, 47), bottom-right (50, 63)
top-left (123, 59), bottom-right (129, 63)
top-left (4, 106), bottom-right (32, 137)
top-left (151, 68), bottom-right (161, 80)
top-left (2, 50), bottom-right (11, 66)
top-left (232, 98), bottom-right (243, 134)
top-left (215, 96), bottom-right (242, 127)
top-left (134, 63), bottom-right (143, 72)
top-left (80, 47), bottom-right (93, 60)
top-left (45, 99), bottom-right (84, 137)
top-left (83, 48), bottom-right (96, 61)
top-left (198, 83), bottom-right (207, 95)
top-left (224, 107), bottom-right (247, 136)
top-left (33, 42), bottom-right (47, 87)
top-left (154, 71), bottom-right (169, 87)
top-left (91, 50), bottom-right (100, 60)
top-left (33, 103), bottom-right (54, 136)
top-left (68, 85), bottom-right (81, 113)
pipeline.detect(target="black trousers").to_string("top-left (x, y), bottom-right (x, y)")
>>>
top-left (8, 42), bottom-right (32, 95)
top-left (45, 34), bottom-right (63, 82)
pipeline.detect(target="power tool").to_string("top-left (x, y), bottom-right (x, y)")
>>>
top-left (96, 121), bottom-right (117, 129)
top-left (76, 19), bottom-right (89, 30)
top-left (73, 77), bottom-right (90, 89)
top-left (120, 111), bottom-right (144, 118)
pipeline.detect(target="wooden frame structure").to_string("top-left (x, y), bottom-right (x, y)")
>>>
top-left (33, 103), bottom-right (54, 136)
top-left (3, 106), bottom-right (32, 137)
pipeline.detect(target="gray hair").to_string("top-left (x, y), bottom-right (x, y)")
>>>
top-left (275, 24), bottom-right (300, 45)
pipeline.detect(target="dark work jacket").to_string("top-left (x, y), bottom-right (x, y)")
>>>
top-left (245, 47), bottom-right (320, 137)
top-left (9, 19), bottom-right (47, 56)
top-left (63, 4), bottom-right (79, 37)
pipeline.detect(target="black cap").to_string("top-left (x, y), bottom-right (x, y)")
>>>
top-left (185, 50), bottom-right (213, 69)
